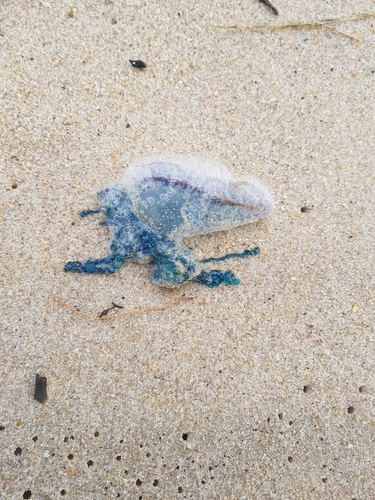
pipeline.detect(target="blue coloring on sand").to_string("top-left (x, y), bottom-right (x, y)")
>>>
top-left (64, 155), bottom-right (273, 287)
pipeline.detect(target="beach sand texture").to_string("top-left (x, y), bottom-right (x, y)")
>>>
top-left (1, 1), bottom-right (374, 498)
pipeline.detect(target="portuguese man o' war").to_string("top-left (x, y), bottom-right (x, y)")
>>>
top-left (64, 155), bottom-right (273, 288)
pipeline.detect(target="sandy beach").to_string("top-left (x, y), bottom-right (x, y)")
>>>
top-left (1, 1), bottom-right (374, 498)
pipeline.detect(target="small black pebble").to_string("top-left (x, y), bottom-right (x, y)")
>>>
top-left (126, 123), bottom-right (131, 128)
top-left (153, 479), bottom-right (159, 486)
top-left (34, 373), bottom-right (47, 403)
top-left (301, 206), bottom-right (310, 213)
top-left (23, 492), bottom-right (32, 499)
top-left (129, 60), bottom-right (147, 68)
top-left (182, 433), bottom-right (188, 440)
top-left (12, 182), bottom-right (18, 189)
top-left (32, 436), bottom-right (38, 442)
top-left (14, 447), bottom-right (22, 456)
top-left (136, 479), bottom-right (142, 486)
top-left (87, 460), bottom-right (93, 467)
top-left (0, 426), bottom-right (5, 431)
top-left (61, 490), bottom-right (66, 496)
top-left (348, 406), bottom-right (355, 414)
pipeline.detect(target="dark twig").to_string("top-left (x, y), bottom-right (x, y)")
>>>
top-left (111, 302), bottom-right (124, 309)
top-left (52, 293), bottom-right (193, 321)
top-left (213, 12), bottom-right (375, 33)
top-left (259, 0), bottom-right (279, 16)
top-left (99, 302), bottom-right (124, 318)
top-left (34, 374), bottom-right (47, 403)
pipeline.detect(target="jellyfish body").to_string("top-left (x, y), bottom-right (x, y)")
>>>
top-left (64, 155), bottom-right (273, 287)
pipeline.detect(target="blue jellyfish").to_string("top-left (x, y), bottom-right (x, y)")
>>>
top-left (64, 155), bottom-right (273, 287)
